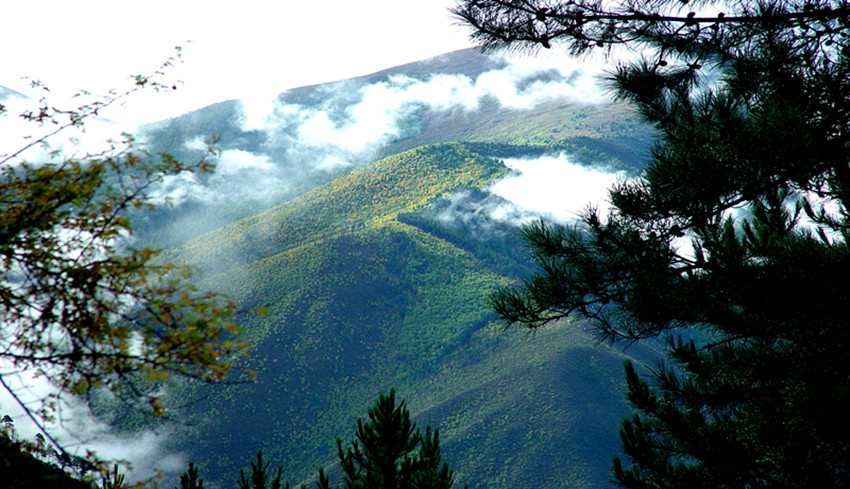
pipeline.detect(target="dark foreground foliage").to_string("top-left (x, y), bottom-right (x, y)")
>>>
top-left (0, 432), bottom-right (90, 489)
top-left (460, 0), bottom-right (850, 486)
top-left (170, 389), bottom-right (462, 489)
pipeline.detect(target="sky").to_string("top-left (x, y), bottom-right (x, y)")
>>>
top-left (1, 0), bottom-right (476, 125)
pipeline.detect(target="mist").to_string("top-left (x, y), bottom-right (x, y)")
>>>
top-left (0, 50), bottom-right (620, 485)
top-left (141, 51), bottom-right (610, 213)
top-left (0, 88), bottom-right (191, 485)
top-left (489, 154), bottom-right (623, 223)
top-left (0, 364), bottom-right (186, 484)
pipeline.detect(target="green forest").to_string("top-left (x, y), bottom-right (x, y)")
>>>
top-left (3, 0), bottom-right (850, 487)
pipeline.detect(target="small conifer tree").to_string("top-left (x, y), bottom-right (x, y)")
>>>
top-left (176, 462), bottom-right (205, 489)
top-left (238, 451), bottom-right (289, 489)
top-left (327, 389), bottom-right (458, 489)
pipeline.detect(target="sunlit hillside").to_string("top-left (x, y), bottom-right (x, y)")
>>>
top-left (118, 49), bottom-right (657, 488)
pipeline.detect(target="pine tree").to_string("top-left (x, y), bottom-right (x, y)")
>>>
top-left (458, 0), bottom-right (850, 487)
top-left (0, 422), bottom-right (90, 489)
top-left (328, 389), bottom-right (458, 489)
top-left (99, 464), bottom-right (126, 489)
top-left (176, 462), bottom-right (205, 489)
top-left (405, 428), bottom-right (454, 489)
top-left (238, 451), bottom-right (289, 489)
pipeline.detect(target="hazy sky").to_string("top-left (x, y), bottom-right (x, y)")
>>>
top-left (2, 0), bottom-right (474, 124)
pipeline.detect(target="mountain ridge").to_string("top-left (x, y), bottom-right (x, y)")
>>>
top-left (174, 142), bottom-right (508, 272)
top-left (120, 48), bottom-right (657, 488)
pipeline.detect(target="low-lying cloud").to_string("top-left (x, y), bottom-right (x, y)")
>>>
top-left (489, 154), bottom-right (623, 223)
top-left (134, 51), bottom-right (615, 236)
top-left (258, 56), bottom-right (606, 150)
top-left (1, 52), bottom-right (619, 485)
top-left (0, 365), bottom-right (185, 484)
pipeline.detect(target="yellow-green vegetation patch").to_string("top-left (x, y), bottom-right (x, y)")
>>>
top-left (175, 143), bottom-right (507, 271)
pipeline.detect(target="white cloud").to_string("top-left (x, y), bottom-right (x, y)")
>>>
top-left (129, 53), bottom-right (614, 214)
top-left (149, 172), bottom-right (211, 207)
top-left (263, 55), bottom-right (608, 158)
top-left (0, 365), bottom-right (183, 484)
top-left (489, 154), bottom-right (622, 222)
top-left (474, 62), bottom-right (606, 109)
top-left (217, 149), bottom-right (273, 174)
top-left (318, 155), bottom-right (347, 170)
top-left (238, 92), bottom-right (292, 133)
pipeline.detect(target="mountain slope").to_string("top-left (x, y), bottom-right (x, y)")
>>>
top-left (121, 49), bottom-right (659, 489)
top-left (149, 140), bottom-right (644, 489)
top-left (163, 143), bottom-right (510, 481)
top-left (134, 48), bottom-right (653, 250)
top-left (175, 143), bottom-right (508, 269)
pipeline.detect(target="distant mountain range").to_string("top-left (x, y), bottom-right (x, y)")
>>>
top-left (120, 48), bottom-right (658, 488)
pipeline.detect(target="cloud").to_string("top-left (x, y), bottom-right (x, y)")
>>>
top-left (116, 52), bottom-right (618, 263)
top-left (0, 365), bottom-right (184, 484)
top-left (474, 61), bottom-right (607, 109)
top-left (228, 52), bottom-right (609, 174)
top-left (216, 149), bottom-right (274, 174)
top-left (238, 90), bottom-right (290, 133)
top-left (428, 188), bottom-right (540, 235)
top-left (148, 172), bottom-right (211, 207)
top-left (0, 55), bottom-right (617, 486)
top-left (488, 154), bottom-right (623, 222)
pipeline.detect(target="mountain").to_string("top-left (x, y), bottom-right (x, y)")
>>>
top-left (124, 49), bottom-right (658, 488)
top-left (134, 48), bottom-right (652, 248)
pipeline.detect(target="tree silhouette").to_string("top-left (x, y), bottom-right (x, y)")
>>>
top-left (453, 0), bottom-right (849, 57)
top-left (322, 389), bottom-right (459, 489)
top-left (0, 415), bottom-right (91, 489)
top-left (176, 462), bottom-right (205, 489)
top-left (459, 0), bottom-right (850, 486)
top-left (238, 451), bottom-right (288, 489)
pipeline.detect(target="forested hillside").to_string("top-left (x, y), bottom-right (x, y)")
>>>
top-left (137, 134), bottom-right (649, 487)
top-left (134, 49), bottom-right (653, 249)
top-left (116, 49), bottom-right (656, 488)
top-left (4, 0), bottom-right (843, 484)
